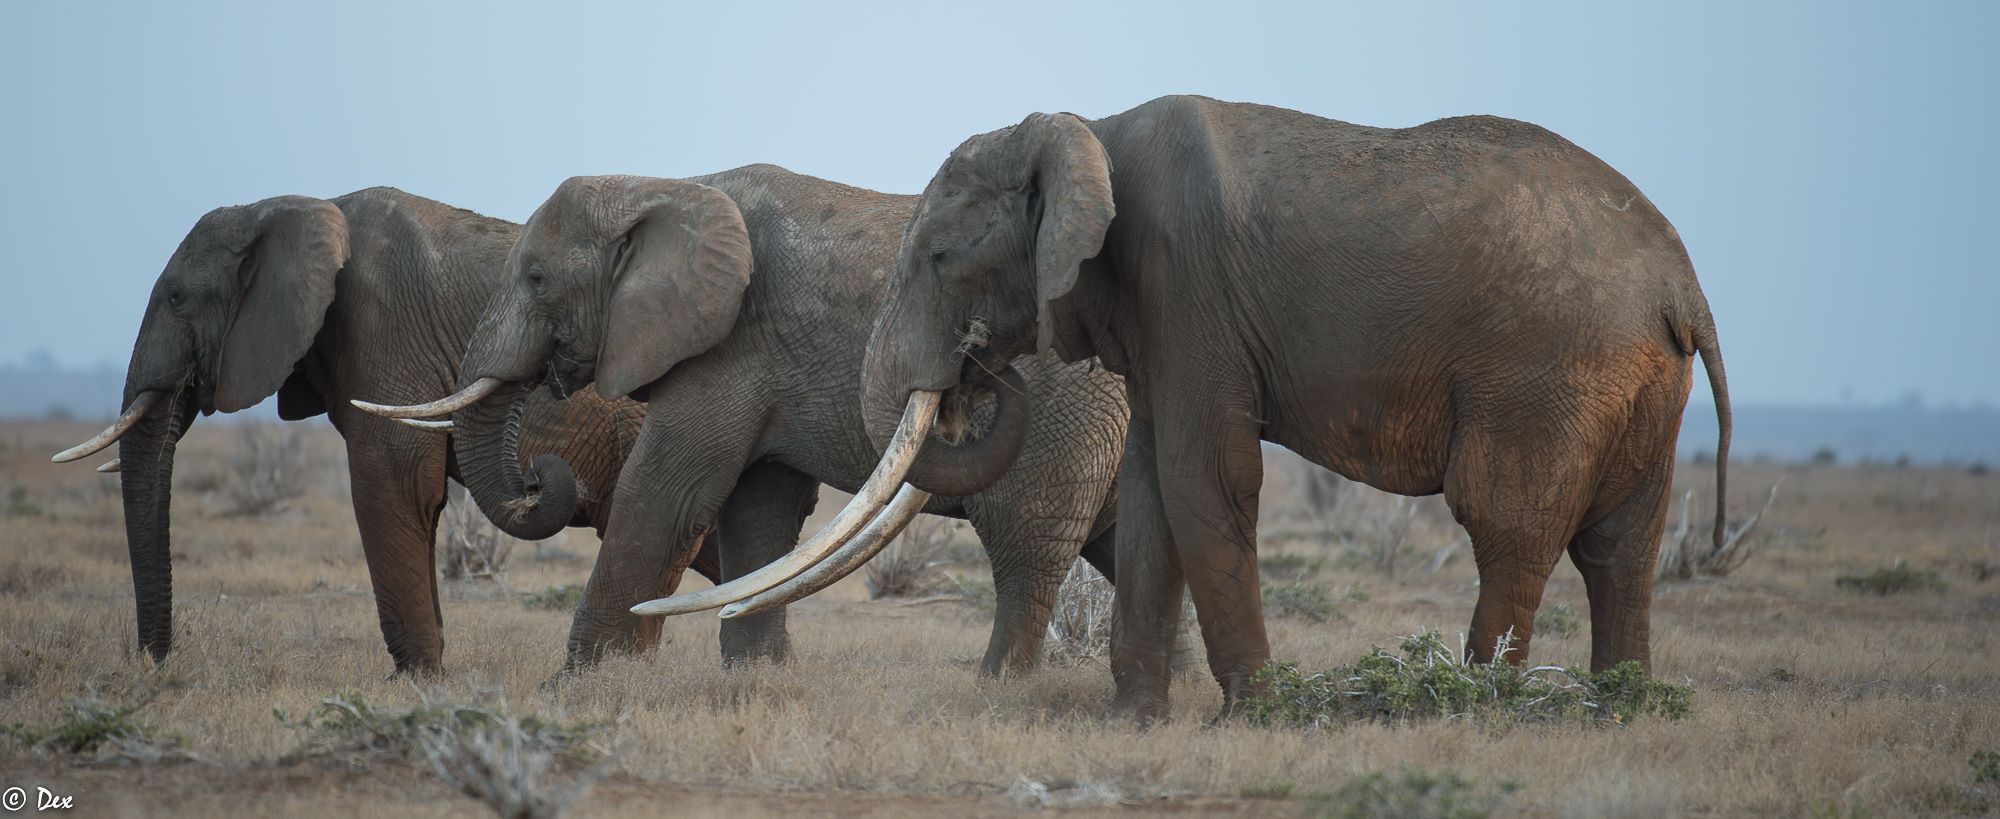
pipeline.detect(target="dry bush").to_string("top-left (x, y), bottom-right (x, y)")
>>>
top-left (1284, 460), bottom-right (1452, 577)
top-left (440, 482), bottom-right (515, 582)
top-left (1044, 562), bottom-right (1113, 667)
top-left (1656, 480), bottom-right (1782, 582)
top-left (215, 422), bottom-right (312, 517)
top-left (284, 692), bottom-right (606, 818)
top-left (1043, 562), bottom-right (1204, 675)
top-left (864, 515), bottom-right (961, 599)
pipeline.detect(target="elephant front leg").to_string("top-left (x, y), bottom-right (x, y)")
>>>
top-left (345, 441), bottom-right (450, 676)
top-left (1156, 407), bottom-right (1270, 718)
top-left (1108, 416), bottom-right (1186, 723)
top-left (564, 406), bottom-right (756, 671)
top-left (714, 462), bottom-right (819, 666)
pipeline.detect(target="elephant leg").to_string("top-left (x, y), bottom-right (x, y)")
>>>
top-left (565, 402), bottom-right (758, 671)
top-left (963, 486), bottom-right (1101, 678)
top-left (1108, 415), bottom-right (1186, 723)
top-left (345, 438), bottom-right (450, 675)
top-left (1079, 524), bottom-right (1116, 584)
top-left (715, 461), bottom-right (819, 667)
top-left (1446, 427), bottom-right (1596, 667)
top-left (1569, 459), bottom-right (1676, 674)
top-left (1155, 406), bottom-right (1269, 718)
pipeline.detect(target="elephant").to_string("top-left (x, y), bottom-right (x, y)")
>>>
top-left (357, 166), bottom-right (1129, 676)
top-left (834, 95), bottom-right (1732, 721)
top-left (50, 187), bottom-right (725, 675)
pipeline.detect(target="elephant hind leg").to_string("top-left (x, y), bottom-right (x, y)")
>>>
top-left (714, 461), bottom-right (819, 667)
top-left (1569, 453), bottom-right (1677, 674)
top-left (1445, 427), bottom-right (1602, 667)
top-left (345, 437), bottom-right (451, 675)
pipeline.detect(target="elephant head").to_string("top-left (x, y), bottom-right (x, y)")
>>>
top-left (52, 196), bottom-right (348, 663)
top-left (358, 176), bottom-right (752, 539)
top-left (857, 113), bottom-right (1115, 496)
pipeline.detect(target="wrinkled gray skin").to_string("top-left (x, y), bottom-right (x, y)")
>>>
top-left (442, 167), bottom-right (1127, 675)
top-left (861, 95), bottom-right (1732, 721)
top-left (104, 188), bottom-right (720, 674)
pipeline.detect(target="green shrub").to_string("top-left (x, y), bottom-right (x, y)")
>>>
top-left (4, 696), bottom-right (165, 755)
top-left (1307, 768), bottom-right (1516, 819)
top-left (4, 486), bottom-right (41, 518)
top-left (1263, 580), bottom-right (1339, 622)
top-left (1973, 748), bottom-right (2000, 784)
top-left (1246, 630), bottom-right (1692, 728)
top-left (1239, 781), bottom-right (1296, 800)
top-left (1259, 552), bottom-right (1326, 578)
top-left (1534, 603), bottom-right (1580, 638)
top-left (1835, 561), bottom-right (1945, 596)
top-left (521, 584), bottom-right (585, 611)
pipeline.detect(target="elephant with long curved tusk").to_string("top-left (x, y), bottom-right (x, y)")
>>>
top-left (53, 188), bottom-right (722, 674)
top-left (823, 95), bottom-right (1732, 722)
top-left (360, 167), bottom-right (1128, 677)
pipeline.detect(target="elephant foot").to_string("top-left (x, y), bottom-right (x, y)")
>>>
top-left (719, 637), bottom-right (790, 669)
top-left (719, 617), bottom-right (790, 668)
top-left (388, 662), bottom-right (446, 682)
top-left (1107, 689), bottom-right (1170, 727)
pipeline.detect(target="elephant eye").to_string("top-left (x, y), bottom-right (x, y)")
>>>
top-left (166, 287), bottom-right (183, 308)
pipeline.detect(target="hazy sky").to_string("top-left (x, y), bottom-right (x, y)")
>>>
top-left (2, 1), bottom-right (1993, 407)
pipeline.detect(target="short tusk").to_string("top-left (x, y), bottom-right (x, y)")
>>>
top-left (630, 390), bottom-right (942, 616)
top-left (350, 377), bottom-right (502, 419)
top-left (53, 391), bottom-right (161, 463)
top-left (97, 458), bottom-right (122, 473)
top-left (719, 483), bottom-right (930, 619)
top-left (399, 418), bottom-right (453, 432)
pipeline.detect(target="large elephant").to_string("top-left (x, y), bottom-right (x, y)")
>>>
top-left (358, 167), bottom-right (1128, 675)
top-left (831, 95), bottom-right (1732, 720)
top-left (51, 188), bottom-right (722, 674)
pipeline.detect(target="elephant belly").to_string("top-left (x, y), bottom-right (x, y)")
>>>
top-left (1265, 373), bottom-right (1453, 498)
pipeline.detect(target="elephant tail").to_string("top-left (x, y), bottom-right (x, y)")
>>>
top-left (1671, 296), bottom-right (1732, 553)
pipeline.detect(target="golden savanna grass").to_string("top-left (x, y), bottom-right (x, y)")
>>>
top-left (2, 419), bottom-right (1997, 817)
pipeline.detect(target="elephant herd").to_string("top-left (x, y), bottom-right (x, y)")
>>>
top-left (55, 95), bottom-right (1729, 722)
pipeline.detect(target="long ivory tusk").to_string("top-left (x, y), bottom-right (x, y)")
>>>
top-left (97, 459), bottom-right (122, 473)
top-left (630, 390), bottom-right (942, 617)
top-left (399, 418), bottom-right (453, 432)
top-left (349, 377), bottom-right (503, 419)
top-left (718, 483), bottom-right (930, 619)
top-left (52, 391), bottom-right (161, 463)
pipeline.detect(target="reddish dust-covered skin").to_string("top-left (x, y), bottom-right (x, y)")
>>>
top-left (860, 95), bottom-right (1731, 721)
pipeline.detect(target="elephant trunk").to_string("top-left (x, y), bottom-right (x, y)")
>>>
top-left (449, 381), bottom-right (577, 540)
top-left (861, 310), bottom-right (1032, 497)
top-left (117, 388), bottom-right (194, 664)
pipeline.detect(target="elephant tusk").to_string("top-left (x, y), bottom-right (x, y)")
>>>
top-left (97, 458), bottom-right (122, 473)
top-left (719, 482), bottom-right (931, 619)
top-left (630, 390), bottom-right (942, 617)
top-left (52, 391), bottom-right (161, 463)
top-left (398, 418), bottom-right (453, 432)
top-left (349, 377), bottom-right (503, 419)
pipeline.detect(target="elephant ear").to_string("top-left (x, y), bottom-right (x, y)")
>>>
top-left (213, 197), bottom-right (349, 413)
top-left (1025, 113), bottom-right (1116, 355)
top-left (595, 179), bottom-right (753, 400)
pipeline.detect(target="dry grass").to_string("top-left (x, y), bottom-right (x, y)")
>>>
top-left (2, 419), bottom-right (1998, 816)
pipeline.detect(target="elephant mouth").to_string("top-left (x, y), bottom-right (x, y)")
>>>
top-left (546, 343), bottom-right (591, 400)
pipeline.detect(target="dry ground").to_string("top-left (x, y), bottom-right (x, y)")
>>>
top-left (1, 419), bottom-right (1997, 817)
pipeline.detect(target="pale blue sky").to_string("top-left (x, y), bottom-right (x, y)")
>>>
top-left (2, 1), bottom-right (1993, 407)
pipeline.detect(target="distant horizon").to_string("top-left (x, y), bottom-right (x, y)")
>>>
top-left (4, 2), bottom-right (1995, 408)
top-left (3, 348), bottom-right (1994, 414)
